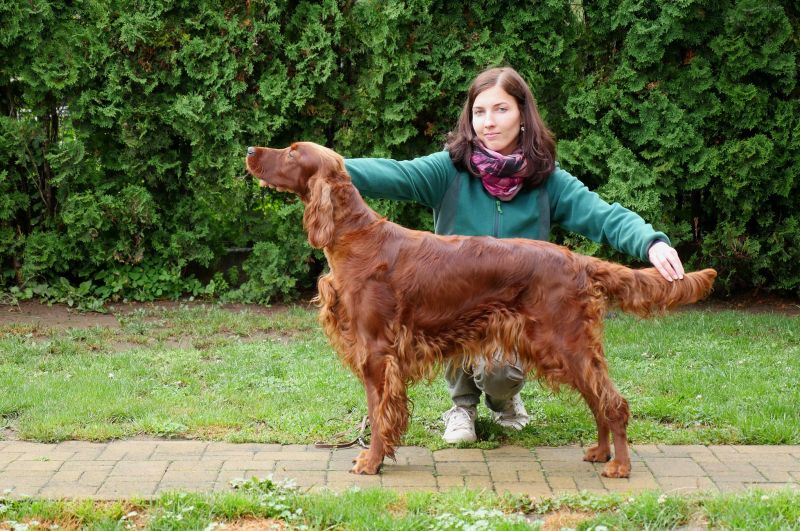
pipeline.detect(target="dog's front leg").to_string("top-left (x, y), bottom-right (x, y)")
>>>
top-left (351, 365), bottom-right (386, 474)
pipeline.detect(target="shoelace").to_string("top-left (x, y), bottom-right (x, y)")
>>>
top-left (444, 407), bottom-right (474, 429)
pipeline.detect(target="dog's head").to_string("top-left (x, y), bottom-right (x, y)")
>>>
top-left (245, 142), bottom-right (347, 202)
top-left (245, 142), bottom-right (350, 249)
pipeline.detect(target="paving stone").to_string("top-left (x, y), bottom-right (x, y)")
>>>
top-left (271, 471), bottom-right (326, 487)
top-left (39, 483), bottom-right (99, 498)
top-left (5, 460), bottom-right (63, 471)
top-left (433, 449), bottom-right (485, 462)
top-left (61, 461), bottom-right (116, 471)
top-left (535, 446), bottom-right (584, 461)
top-left (161, 470), bottom-right (218, 483)
top-left (154, 441), bottom-right (210, 453)
top-left (167, 460), bottom-right (223, 472)
top-left (743, 482), bottom-right (799, 491)
top-left (4, 440), bottom-right (800, 498)
top-left (645, 457), bottom-right (706, 477)
top-left (436, 462), bottom-right (490, 476)
top-left (79, 470), bottom-right (111, 487)
top-left (601, 473), bottom-right (660, 492)
top-left (575, 476), bottom-right (607, 492)
top-left (0, 470), bottom-right (54, 488)
top-left (328, 448), bottom-right (362, 461)
top-left (2, 442), bottom-right (57, 452)
top-left (280, 444), bottom-right (313, 452)
top-left (19, 451), bottom-right (75, 461)
top-left (494, 482), bottom-right (552, 498)
top-left (487, 460), bottom-right (542, 472)
top-left (742, 455), bottom-right (800, 470)
top-left (50, 469), bottom-right (83, 483)
top-left (157, 482), bottom-right (216, 493)
top-left (436, 475), bottom-right (466, 488)
top-left (656, 476), bottom-right (718, 493)
top-left (463, 476), bottom-right (493, 489)
top-left (55, 441), bottom-right (107, 451)
top-left (97, 481), bottom-right (159, 498)
top-left (216, 470), bottom-right (250, 485)
top-left (255, 451), bottom-right (329, 461)
top-left (220, 460), bottom-right (274, 471)
top-left (705, 463), bottom-right (765, 483)
top-left (655, 445), bottom-right (715, 457)
top-left (546, 476), bottom-right (577, 490)
top-left (381, 470), bottom-right (437, 487)
top-left (632, 444), bottom-right (663, 457)
top-left (0, 453), bottom-right (22, 468)
top-left (483, 446), bottom-right (534, 460)
top-left (754, 468), bottom-right (794, 482)
top-left (326, 470), bottom-right (382, 488)
top-left (539, 460), bottom-right (600, 478)
top-left (489, 468), bottom-right (520, 483)
top-left (110, 461), bottom-right (169, 478)
top-left (734, 445), bottom-right (799, 454)
top-left (715, 481), bottom-right (747, 493)
top-left (275, 460), bottom-right (328, 471)
top-left (149, 453), bottom-right (206, 462)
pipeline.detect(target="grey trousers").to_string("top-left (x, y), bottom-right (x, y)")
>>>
top-left (445, 353), bottom-right (526, 412)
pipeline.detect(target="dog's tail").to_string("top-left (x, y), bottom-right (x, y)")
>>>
top-left (585, 257), bottom-right (717, 317)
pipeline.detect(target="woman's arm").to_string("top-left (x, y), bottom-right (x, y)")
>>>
top-left (548, 166), bottom-right (684, 280)
top-left (345, 151), bottom-right (455, 210)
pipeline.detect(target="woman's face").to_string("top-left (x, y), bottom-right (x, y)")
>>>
top-left (471, 85), bottom-right (522, 155)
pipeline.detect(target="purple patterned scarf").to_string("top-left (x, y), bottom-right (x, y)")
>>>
top-left (469, 141), bottom-right (528, 201)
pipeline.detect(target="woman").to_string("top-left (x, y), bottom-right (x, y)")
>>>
top-left (344, 66), bottom-right (684, 444)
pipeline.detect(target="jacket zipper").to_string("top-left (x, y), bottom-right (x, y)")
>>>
top-left (493, 200), bottom-right (503, 237)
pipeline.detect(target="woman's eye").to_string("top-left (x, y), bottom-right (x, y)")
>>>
top-left (473, 109), bottom-right (484, 117)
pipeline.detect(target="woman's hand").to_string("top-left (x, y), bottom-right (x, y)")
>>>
top-left (648, 241), bottom-right (685, 282)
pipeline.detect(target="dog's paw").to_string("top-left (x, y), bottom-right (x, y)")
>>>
top-left (583, 445), bottom-right (612, 463)
top-left (349, 460), bottom-right (382, 475)
top-left (601, 459), bottom-right (631, 478)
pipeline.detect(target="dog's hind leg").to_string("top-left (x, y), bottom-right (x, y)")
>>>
top-left (572, 347), bottom-right (631, 478)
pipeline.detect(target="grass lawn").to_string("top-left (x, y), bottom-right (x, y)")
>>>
top-left (0, 303), bottom-right (798, 447)
top-left (1, 477), bottom-right (799, 530)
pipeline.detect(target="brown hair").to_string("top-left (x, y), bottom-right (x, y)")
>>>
top-left (445, 67), bottom-right (556, 187)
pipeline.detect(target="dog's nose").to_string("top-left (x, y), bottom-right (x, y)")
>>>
top-left (246, 146), bottom-right (256, 157)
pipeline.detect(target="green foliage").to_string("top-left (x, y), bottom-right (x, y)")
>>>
top-left (558, 0), bottom-right (800, 293)
top-left (1, 0), bottom-right (798, 301)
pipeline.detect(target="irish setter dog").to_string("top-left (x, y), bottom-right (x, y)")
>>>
top-left (245, 142), bottom-right (717, 478)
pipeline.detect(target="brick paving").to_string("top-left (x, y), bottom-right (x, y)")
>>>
top-left (0, 440), bottom-right (798, 500)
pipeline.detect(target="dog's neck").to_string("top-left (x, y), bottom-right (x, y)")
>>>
top-left (329, 182), bottom-right (383, 239)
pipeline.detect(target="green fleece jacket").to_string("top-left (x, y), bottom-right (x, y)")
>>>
top-left (344, 150), bottom-right (668, 262)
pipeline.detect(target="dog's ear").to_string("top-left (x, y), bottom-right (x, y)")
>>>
top-left (303, 174), bottom-right (334, 249)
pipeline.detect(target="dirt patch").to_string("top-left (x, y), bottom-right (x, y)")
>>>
top-left (2, 294), bottom-right (796, 335)
top-left (695, 291), bottom-right (800, 315)
top-left (222, 517), bottom-right (288, 530)
top-left (0, 300), bottom-right (308, 332)
top-left (539, 510), bottom-right (595, 530)
top-left (0, 301), bottom-right (120, 330)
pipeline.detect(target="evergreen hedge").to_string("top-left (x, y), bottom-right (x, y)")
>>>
top-left (1, 0), bottom-right (798, 306)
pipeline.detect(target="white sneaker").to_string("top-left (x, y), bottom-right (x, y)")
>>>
top-left (491, 393), bottom-right (529, 430)
top-left (442, 405), bottom-right (477, 443)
